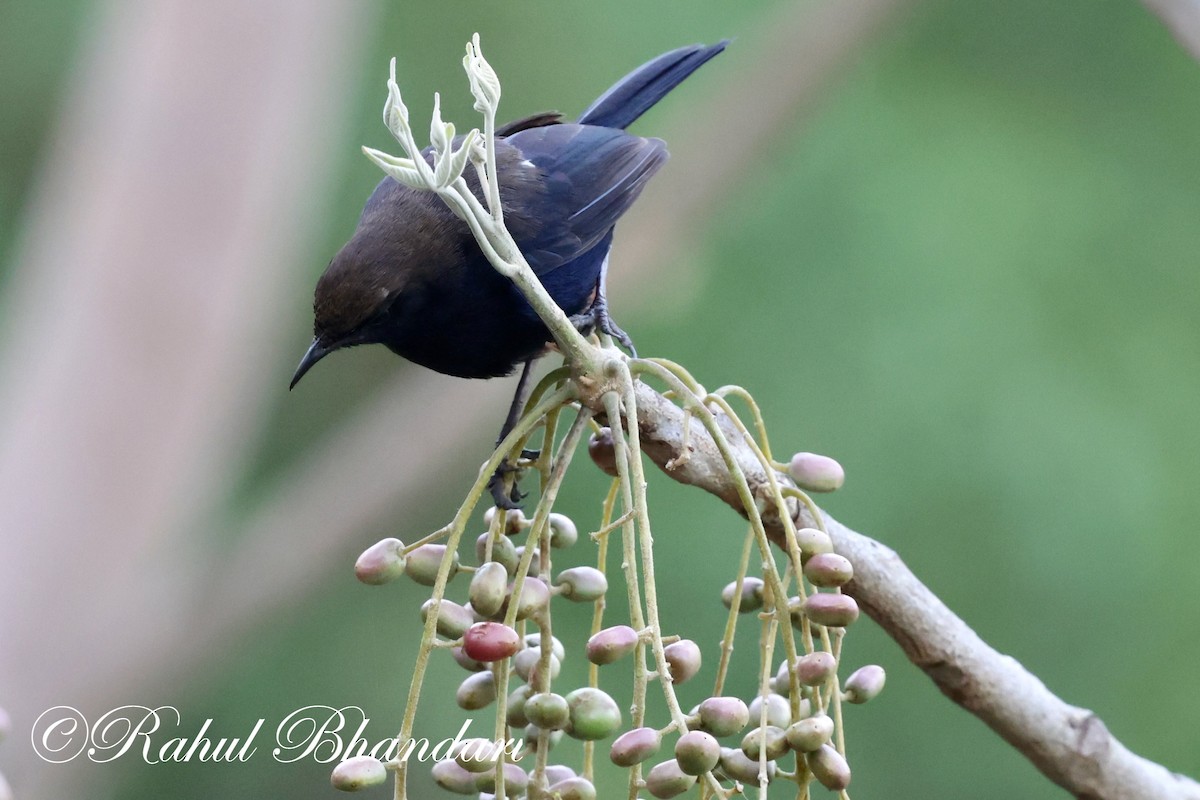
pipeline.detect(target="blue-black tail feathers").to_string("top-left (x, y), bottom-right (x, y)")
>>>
top-left (576, 40), bottom-right (729, 131)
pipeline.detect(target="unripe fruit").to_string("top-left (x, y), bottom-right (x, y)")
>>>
top-left (506, 685), bottom-right (532, 727)
top-left (787, 452), bottom-right (845, 492)
top-left (588, 429), bottom-right (619, 476)
top-left (404, 544), bottom-right (459, 586)
top-left (664, 639), bottom-right (702, 684)
top-left (513, 545), bottom-right (542, 575)
top-left (555, 567), bottom-right (608, 602)
top-left (549, 776), bottom-right (596, 800)
top-left (718, 747), bottom-right (776, 784)
top-left (431, 758), bottom-right (478, 794)
top-left (476, 533), bottom-right (519, 574)
top-left (513, 649), bottom-right (561, 685)
top-left (740, 726), bottom-right (788, 761)
top-left (456, 671), bottom-right (497, 710)
top-left (645, 759), bottom-right (697, 798)
top-left (803, 593), bottom-right (860, 627)
top-left (843, 664), bottom-right (886, 704)
top-left (453, 738), bottom-right (501, 773)
top-left (807, 744), bottom-right (851, 790)
top-left (523, 633), bottom-right (566, 662)
top-left (748, 693), bottom-right (792, 730)
top-left (674, 730), bottom-right (720, 775)
top-left (609, 727), bottom-right (662, 767)
top-left (354, 538), bottom-right (406, 585)
top-left (770, 659), bottom-right (792, 695)
top-left (794, 651), bottom-right (838, 686)
top-left (547, 513), bottom-right (579, 548)
top-left (462, 622), bottom-right (521, 662)
top-left (330, 755), bottom-right (387, 791)
top-left (450, 646), bottom-right (485, 672)
top-left (525, 693), bottom-right (570, 730)
top-left (697, 697), bottom-right (750, 738)
top-left (523, 725), bottom-right (563, 753)
top-left (504, 577), bottom-right (550, 620)
top-left (469, 561), bottom-right (509, 617)
top-left (804, 553), bottom-right (854, 587)
top-left (794, 528), bottom-right (834, 558)
top-left (721, 577), bottom-right (765, 612)
top-left (421, 598), bottom-right (473, 639)
top-left (786, 715), bottom-right (834, 752)
top-left (484, 505), bottom-right (526, 533)
top-left (542, 765), bottom-right (575, 785)
top-left (586, 625), bottom-right (638, 665)
top-left (565, 687), bottom-right (621, 741)
top-left (473, 762), bottom-right (528, 796)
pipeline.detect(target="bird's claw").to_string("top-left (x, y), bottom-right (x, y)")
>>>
top-left (570, 301), bottom-right (636, 356)
top-left (488, 460), bottom-right (527, 510)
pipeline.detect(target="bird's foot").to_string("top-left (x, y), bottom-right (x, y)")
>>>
top-left (487, 460), bottom-right (527, 510)
top-left (570, 298), bottom-right (637, 356)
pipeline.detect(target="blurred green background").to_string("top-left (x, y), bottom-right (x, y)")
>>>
top-left (3, 0), bottom-right (1199, 798)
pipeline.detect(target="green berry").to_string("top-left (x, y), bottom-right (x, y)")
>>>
top-left (566, 687), bottom-right (621, 741)
top-left (794, 651), bottom-right (837, 686)
top-left (330, 755), bottom-right (387, 791)
top-left (748, 693), bottom-right (792, 729)
top-left (785, 715), bottom-right (833, 752)
top-left (586, 625), bottom-right (638, 665)
top-left (843, 664), bottom-right (886, 703)
top-left (420, 598), bottom-right (473, 639)
top-left (804, 553), bottom-right (853, 587)
top-left (455, 671), bottom-right (497, 711)
top-left (404, 544), bottom-right (458, 586)
top-left (469, 561), bottom-right (509, 617)
top-left (548, 513), bottom-right (579, 548)
top-left (696, 697), bottom-right (749, 738)
top-left (645, 759), bottom-right (697, 798)
top-left (556, 567), bottom-right (608, 602)
top-left (664, 639), bottom-right (702, 684)
top-left (525, 692), bottom-right (570, 730)
top-left (674, 730), bottom-right (720, 775)
top-left (431, 758), bottom-right (477, 794)
top-left (548, 776), bottom-right (596, 800)
top-left (787, 452), bottom-right (845, 492)
top-left (803, 593), bottom-right (860, 627)
top-left (609, 726), bottom-right (662, 767)
top-left (354, 538), bottom-right (406, 585)
top-left (740, 726), bottom-right (788, 761)
top-left (807, 744), bottom-right (851, 790)
top-left (721, 577), bottom-right (765, 612)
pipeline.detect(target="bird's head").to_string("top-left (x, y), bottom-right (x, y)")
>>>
top-left (289, 240), bottom-right (404, 389)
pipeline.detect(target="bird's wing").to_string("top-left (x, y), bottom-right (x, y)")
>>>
top-left (503, 124), bottom-right (668, 275)
top-left (495, 111), bottom-right (563, 136)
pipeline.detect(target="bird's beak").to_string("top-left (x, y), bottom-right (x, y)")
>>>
top-left (289, 338), bottom-right (331, 390)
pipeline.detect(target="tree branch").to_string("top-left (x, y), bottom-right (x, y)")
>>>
top-left (598, 378), bottom-right (1200, 800)
top-left (1143, 0), bottom-right (1200, 63)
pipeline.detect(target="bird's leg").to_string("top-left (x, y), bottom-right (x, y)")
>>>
top-left (569, 254), bottom-right (637, 356)
top-left (487, 358), bottom-right (538, 509)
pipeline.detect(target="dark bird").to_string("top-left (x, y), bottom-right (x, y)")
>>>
top-left (291, 41), bottom-right (728, 503)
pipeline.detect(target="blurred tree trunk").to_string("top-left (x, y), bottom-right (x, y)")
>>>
top-left (0, 1), bottom-right (373, 796)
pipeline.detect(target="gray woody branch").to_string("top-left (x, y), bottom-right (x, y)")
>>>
top-left (621, 383), bottom-right (1200, 800)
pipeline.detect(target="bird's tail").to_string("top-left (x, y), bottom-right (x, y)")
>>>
top-left (577, 40), bottom-right (729, 130)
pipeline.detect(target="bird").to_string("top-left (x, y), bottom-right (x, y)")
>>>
top-left (291, 41), bottom-right (728, 505)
